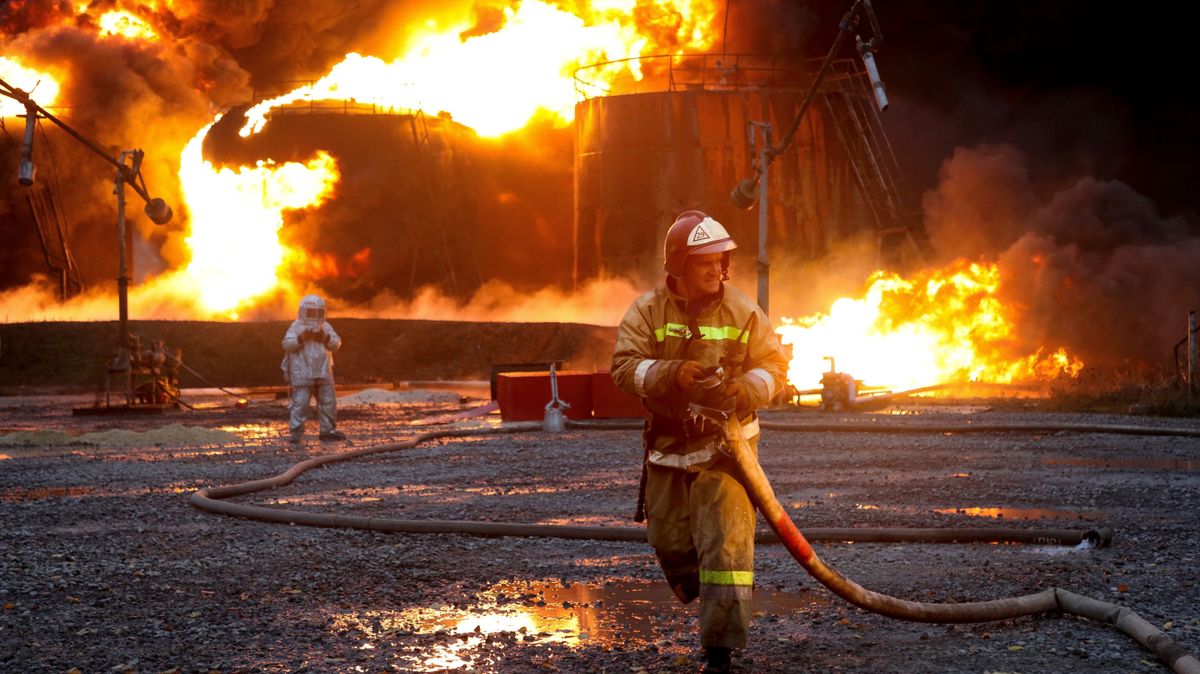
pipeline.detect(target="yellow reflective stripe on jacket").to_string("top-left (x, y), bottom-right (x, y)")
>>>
top-left (699, 569), bottom-right (754, 586)
top-left (653, 323), bottom-right (751, 343)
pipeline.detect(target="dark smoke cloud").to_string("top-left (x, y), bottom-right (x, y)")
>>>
top-left (173, 0), bottom-right (483, 86)
top-left (187, 0), bottom-right (391, 84)
top-left (720, 0), bottom-right (819, 54)
top-left (921, 144), bottom-right (1038, 261)
top-left (0, 0), bottom-right (73, 33)
top-left (0, 0), bottom-right (417, 292)
top-left (925, 144), bottom-right (1200, 366)
top-left (865, 1), bottom-right (1194, 223)
top-left (1, 18), bottom-right (251, 288)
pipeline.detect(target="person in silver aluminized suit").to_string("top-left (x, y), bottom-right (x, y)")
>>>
top-left (281, 294), bottom-right (345, 443)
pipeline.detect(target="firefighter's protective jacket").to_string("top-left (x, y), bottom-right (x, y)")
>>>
top-left (612, 281), bottom-right (789, 471)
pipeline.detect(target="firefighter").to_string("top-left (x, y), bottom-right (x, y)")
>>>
top-left (612, 210), bottom-right (789, 673)
top-left (281, 294), bottom-right (345, 443)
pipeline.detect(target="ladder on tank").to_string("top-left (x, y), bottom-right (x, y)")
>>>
top-left (820, 64), bottom-right (931, 267)
top-left (27, 183), bottom-right (83, 300)
top-left (403, 111), bottom-right (480, 297)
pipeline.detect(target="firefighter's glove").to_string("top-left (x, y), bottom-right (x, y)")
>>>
top-left (723, 378), bottom-right (756, 414)
top-left (675, 360), bottom-right (707, 391)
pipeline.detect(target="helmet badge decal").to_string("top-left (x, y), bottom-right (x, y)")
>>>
top-left (687, 217), bottom-right (729, 247)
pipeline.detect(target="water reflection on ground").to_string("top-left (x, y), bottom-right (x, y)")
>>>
top-left (332, 578), bottom-right (826, 671)
top-left (933, 506), bottom-right (1105, 521)
top-left (216, 423), bottom-right (279, 441)
top-left (791, 497), bottom-right (1106, 522)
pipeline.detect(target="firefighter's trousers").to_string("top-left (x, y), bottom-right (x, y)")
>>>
top-left (645, 438), bottom-right (757, 649)
top-left (288, 379), bottom-right (337, 436)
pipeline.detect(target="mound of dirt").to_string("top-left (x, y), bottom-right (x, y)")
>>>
top-left (339, 388), bottom-right (463, 406)
top-left (0, 423), bottom-right (240, 447)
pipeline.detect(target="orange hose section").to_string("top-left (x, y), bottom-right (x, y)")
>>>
top-left (718, 419), bottom-right (1200, 673)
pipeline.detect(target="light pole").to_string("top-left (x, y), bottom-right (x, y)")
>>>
top-left (744, 121), bottom-right (773, 314)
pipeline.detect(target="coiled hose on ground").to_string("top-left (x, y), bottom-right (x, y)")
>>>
top-left (190, 414), bottom-right (1200, 673)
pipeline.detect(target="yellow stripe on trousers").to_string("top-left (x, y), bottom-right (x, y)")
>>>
top-left (699, 569), bottom-right (754, 586)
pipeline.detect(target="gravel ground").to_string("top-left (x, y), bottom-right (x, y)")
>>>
top-left (2, 391), bottom-right (1199, 673)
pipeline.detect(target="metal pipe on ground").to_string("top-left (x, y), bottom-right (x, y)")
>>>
top-left (567, 418), bottom-right (1200, 438)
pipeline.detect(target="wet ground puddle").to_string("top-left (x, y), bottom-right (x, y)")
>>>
top-left (792, 498), bottom-right (1106, 522)
top-left (332, 578), bottom-right (825, 671)
top-left (931, 506), bottom-right (1106, 521)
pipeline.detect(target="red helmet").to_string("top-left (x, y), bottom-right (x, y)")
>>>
top-left (663, 210), bottom-right (738, 278)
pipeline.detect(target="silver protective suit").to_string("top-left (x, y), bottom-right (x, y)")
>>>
top-left (281, 295), bottom-right (342, 438)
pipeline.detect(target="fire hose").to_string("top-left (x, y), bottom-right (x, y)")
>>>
top-left (691, 401), bottom-right (1200, 674)
top-left (189, 418), bottom-right (1200, 673)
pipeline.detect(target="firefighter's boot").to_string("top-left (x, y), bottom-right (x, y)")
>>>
top-left (702, 646), bottom-right (732, 673)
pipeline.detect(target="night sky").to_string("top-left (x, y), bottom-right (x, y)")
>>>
top-left (782, 0), bottom-right (1197, 223)
top-left (720, 0), bottom-right (1190, 225)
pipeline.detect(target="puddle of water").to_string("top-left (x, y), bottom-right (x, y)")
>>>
top-left (934, 506), bottom-right (1105, 521)
top-left (464, 485), bottom-right (566, 497)
top-left (1024, 538), bottom-right (1097, 556)
top-left (217, 423), bottom-right (279, 441)
top-left (536, 515), bottom-right (631, 527)
top-left (0, 479), bottom-right (206, 502)
top-left (878, 404), bottom-right (995, 415)
top-left (788, 497), bottom-right (1104, 522)
top-left (1043, 456), bottom-right (1200, 471)
top-left (332, 578), bottom-right (825, 672)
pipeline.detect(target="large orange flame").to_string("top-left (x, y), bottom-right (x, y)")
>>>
top-left (176, 121), bottom-right (341, 316)
top-left (96, 10), bottom-right (159, 40)
top-left (241, 0), bottom-right (718, 138)
top-left (0, 57), bottom-right (61, 116)
top-left (4, 1), bottom-right (720, 322)
top-left (777, 260), bottom-right (1083, 392)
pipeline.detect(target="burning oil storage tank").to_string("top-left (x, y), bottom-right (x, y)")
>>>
top-left (573, 53), bottom-right (920, 286)
top-left (203, 100), bottom-right (575, 302)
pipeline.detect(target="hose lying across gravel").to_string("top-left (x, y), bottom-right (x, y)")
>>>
top-left (190, 416), bottom-right (1200, 673)
top-left (701, 406), bottom-right (1200, 674)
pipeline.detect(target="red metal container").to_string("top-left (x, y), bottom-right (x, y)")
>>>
top-left (496, 371), bottom-right (594, 422)
top-left (591, 370), bottom-right (649, 419)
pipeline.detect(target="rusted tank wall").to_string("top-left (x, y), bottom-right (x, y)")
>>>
top-left (203, 109), bottom-right (575, 301)
top-left (574, 89), bottom-right (864, 285)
